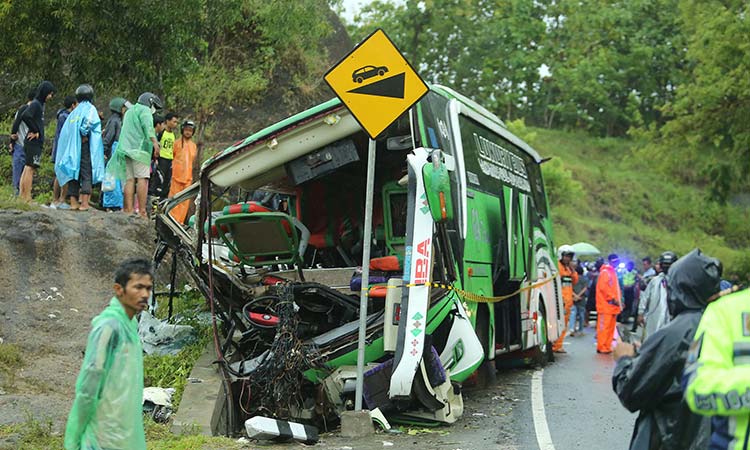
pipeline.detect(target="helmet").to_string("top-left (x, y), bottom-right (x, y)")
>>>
top-left (557, 244), bottom-right (575, 260)
top-left (75, 84), bottom-right (94, 102)
top-left (181, 120), bottom-right (196, 132)
top-left (109, 97), bottom-right (127, 113)
top-left (658, 251), bottom-right (678, 273)
top-left (137, 92), bottom-right (163, 111)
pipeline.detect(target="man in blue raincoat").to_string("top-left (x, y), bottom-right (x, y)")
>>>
top-left (64, 258), bottom-right (152, 450)
top-left (55, 84), bottom-right (106, 211)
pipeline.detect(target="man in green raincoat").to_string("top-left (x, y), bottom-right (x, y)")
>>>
top-left (64, 259), bottom-right (153, 450)
top-left (110, 92), bottom-right (162, 218)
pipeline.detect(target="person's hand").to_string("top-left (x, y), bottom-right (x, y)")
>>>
top-left (637, 314), bottom-right (644, 326)
top-left (26, 132), bottom-right (39, 140)
top-left (81, 135), bottom-right (89, 143)
top-left (613, 337), bottom-right (635, 360)
top-left (10, 133), bottom-right (17, 142)
top-left (153, 142), bottom-right (161, 159)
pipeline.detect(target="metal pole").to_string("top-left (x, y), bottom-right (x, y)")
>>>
top-left (355, 138), bottom-right (377, 411)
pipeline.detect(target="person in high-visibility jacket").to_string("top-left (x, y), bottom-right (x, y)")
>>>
top-left (168, 120), bottom-right (197, 224)
top-left (683, 286), bottom-right (749, 449)
top-left (552, 245), bottom-right (578, 353)
top-left (596, 253), bottom-right (622, 354)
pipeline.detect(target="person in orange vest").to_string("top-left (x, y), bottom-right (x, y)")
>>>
top-left (552, 245), bottom-right (579, 353)
top-left (168, 120), bottom-right (197, 223)
top-left (596, 253), bottom-right (622, 354)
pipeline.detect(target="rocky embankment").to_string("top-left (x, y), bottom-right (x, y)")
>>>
top-left (0, 209), bottom-right (155, 429)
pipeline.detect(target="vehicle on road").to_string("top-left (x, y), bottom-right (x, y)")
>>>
top-left (153, 84), bottom-right (563, 435)
top-left (352, 65), bottom-right (388, 83)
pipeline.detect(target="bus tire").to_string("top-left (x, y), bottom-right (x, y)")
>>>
top-left (474, 305), bottom-right (496, 387)
top-left (533, 302), bottom-right (554, 367)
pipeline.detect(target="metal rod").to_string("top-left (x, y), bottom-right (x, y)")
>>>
top-left (355, 138), bottom-right (377, 411)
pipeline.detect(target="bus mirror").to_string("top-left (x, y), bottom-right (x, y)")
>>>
top-left (422, 149), bottom-right (454, 223)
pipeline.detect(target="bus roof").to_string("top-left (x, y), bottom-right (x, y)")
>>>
top-left (202, 85), bottom-right (543, 186)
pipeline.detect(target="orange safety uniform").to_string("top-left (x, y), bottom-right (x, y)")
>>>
top-left (552, 260), bottom-right (579, 352)
top-left (168, 136), bottom-right (197, 224)
top-left (595, 263), bottom-right (621, 353)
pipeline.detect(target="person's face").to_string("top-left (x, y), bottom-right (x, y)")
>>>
top-left (182, 127), bottom-right (194, 139)
top-left (46, 92), bottom-right (54, 102)
top-left (655, 262), bottom-right (662, 273)
top-left (643, 260), bottom-right (651, 270)
top-left (561, 253), bottom-right (572, 265)
top-left (121, 106), bottom-right (127, 115)
top-left (114, 273), bottom-right (153, 319)
top-left (167, 117), bottom-right (179, 131)
top-left (155, 122), bottom-right (166, 134)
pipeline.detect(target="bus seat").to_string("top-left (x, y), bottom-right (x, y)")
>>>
top-left (213, 202), bottom-right (309, 267)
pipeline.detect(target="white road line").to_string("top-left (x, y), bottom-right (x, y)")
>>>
top-left (531, 369), bottom-right (556, 450)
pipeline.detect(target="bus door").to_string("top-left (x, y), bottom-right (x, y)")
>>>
top-left (492, 186), bottom-right (528, 354)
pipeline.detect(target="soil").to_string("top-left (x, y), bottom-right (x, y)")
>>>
top-left (0, 208), bottom-right (155, 428)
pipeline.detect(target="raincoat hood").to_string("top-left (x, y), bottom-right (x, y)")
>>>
top-left (35, 80), bottom-right (56, 103)
top-left (667, 249), bottom-right (721, 316)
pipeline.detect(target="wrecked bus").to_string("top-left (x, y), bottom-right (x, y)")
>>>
top-left (153, 84), bottom-right (563, 434)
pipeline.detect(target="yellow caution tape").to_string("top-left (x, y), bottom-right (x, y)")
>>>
top-left (361, 276), bottom-right (556, 304)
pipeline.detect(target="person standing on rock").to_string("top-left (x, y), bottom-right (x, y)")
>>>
top-left (9, 89), bottom-right (36, 195)
top-left (168, 120), bottom-right (197, 223)
top-left (55, 84), bottom-right (106, 211)
top-left (109, 92), bottom-right (162, 218)
top-left (19, 80), bottom-right (56, 202)
top-left (50, 95), bottom-right (78, 209)
top-left (64, 258), bottom-right (153, 450)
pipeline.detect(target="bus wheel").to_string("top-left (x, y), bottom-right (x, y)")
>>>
top-left (533, 303), bottom-right (554, 366)
top-left (474, 305), bottom-right (496, 387)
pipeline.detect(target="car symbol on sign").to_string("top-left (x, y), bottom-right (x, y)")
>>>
top-left (352, 65), bottom-right (389, 83)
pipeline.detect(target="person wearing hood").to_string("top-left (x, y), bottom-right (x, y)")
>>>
top-left (50, 95), bottom-right (78, 209)
top-left (109, 92), bottom-right (162, 219)
top-left (101, 97), bottom-right (129, 211)
top-left (55, 84), bottom-right (106, 211)
top-left (9, 89), bottom-right (36, 195)
top-left (19, 80), bottom-right (56, 202)
top-left (638, 251), bottom-right (678, 342)
top-left (612, 248), bottom-right (722, 450)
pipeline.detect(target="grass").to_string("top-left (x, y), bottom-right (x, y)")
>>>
top-left (0, 413), bottom-right (63, 450)
top-left (0, 343), bottom-right (23, 391)
top-left (143, 289), bottom-right (212, 411)
top-left (529, 125), bottom-right (750, 278)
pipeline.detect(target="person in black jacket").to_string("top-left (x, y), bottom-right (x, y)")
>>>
top-left (19, 80), bottom-right (55, 202)
top-left (612, 249), bottom-right (722, 450)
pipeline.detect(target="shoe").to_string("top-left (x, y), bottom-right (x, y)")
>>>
top-left (597, 350), bottom-right (612, 354)
top-left (569, 331), bottom-right (576, 337)
top-left (57, 203), bottom-right (71, 210)
top-left (553, 348), bottom-right (568, 354)
top-left (49, 203), bottom-right (57, 210)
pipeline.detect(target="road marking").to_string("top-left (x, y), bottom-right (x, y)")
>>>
top-left (531, 369), bottom-right (556, 450)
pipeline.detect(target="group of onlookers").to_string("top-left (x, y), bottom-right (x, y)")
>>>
top-left (556, 244), bottom-right (749, 449)
top-left (7, 80), bottom-right (197, 221)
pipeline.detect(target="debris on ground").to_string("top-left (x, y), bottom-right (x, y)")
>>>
top-left (138, 310), bottom-right (196, 355)
top-left (245, 416), bottom-right (319, 443)
top-left (142, 387), bottom-right (175, 423)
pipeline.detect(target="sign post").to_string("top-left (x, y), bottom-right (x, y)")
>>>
top-left (324, 28), bottom-right (428, 415)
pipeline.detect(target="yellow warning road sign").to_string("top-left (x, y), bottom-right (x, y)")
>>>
top-left (324, 28), bottom-right (428, 140)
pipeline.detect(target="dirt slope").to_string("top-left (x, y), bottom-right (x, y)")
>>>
top-left (0, 209), bottom-right (155, 428)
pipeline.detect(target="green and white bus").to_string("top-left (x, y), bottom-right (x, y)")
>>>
top-left (155, 84), bottom-right (563, 432)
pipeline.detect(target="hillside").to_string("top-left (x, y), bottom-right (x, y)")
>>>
top-left (523, 125), bottom-right (750, 278)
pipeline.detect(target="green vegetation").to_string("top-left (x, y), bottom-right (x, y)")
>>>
top-left (144, 289), bottom-right (212, 411)
top-left (0, 343), bottom-right (23, 391)
top-left (351, 0), bottom-right (749, 201)
top-left (530, 125), bottom-right (750, 277)
top-left (0, 413), bottom-right (63, 450)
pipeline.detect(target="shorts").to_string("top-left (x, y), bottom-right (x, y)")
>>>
top-left (125, 157), bottom-right (150, 179)
top-left (23, 140), bottom-right (43, 168)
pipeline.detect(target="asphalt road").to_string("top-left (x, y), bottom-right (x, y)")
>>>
top-left (315, 323), bottom-right (637, 450)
